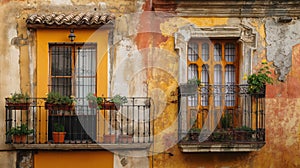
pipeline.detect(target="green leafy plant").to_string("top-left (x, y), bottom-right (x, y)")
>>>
top-left (6, 92), bottom-right (30, 103)
top-left (110, 94), bottom-right (128, 106)
top-left (247, 59), bottom-right (273, 94)
top-left (187, 127), bottom-right (201, 141)
top-left (86, 93), bottom-right (104, 104)
top-left (221, 112), bottom-right (232, 129)
top-left (53, 123), bottom-right (65, 132)
top-left (45, 92), bottom-right (75, 105)
top-left (6, 124), bottom-right (33, 136)
top-left (235, 126), bottom-right (253, 132)
top-left (187, 77), bottom-right (201, 86)
top-left (189, 127), bottom-right (201, 134)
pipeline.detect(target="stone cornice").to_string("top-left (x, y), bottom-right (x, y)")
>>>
top-left (152, 0), bottom-right (300, 17)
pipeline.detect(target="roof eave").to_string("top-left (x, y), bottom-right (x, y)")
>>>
top-left (27, 22), bottom-right (114, 29)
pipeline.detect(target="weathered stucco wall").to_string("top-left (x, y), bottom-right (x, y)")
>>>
top-left (141, 16), bottom-right (300, 167)
top-left (0, 1), bottom-right (142, 168)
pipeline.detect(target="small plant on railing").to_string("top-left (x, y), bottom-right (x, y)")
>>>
top-left (5, 92), bottom-right (31, 110)
top-left (6, 92), bottom-right (30, 103)
top-left (247, 59), bottom-right (273, 94)
top-left (110, 94), bottom-right (128, 106)
top-left (187, 77), bottom-right (201, 86)
top-left (52, 123), bottom-right (66, 143)
top-left (44, 91), bottom-right (75, 110)
top-left (86, 93), bottom-right (128, 110)
top-left (188, 127), bottom-right (201, 141)
top-left (86, 93), bottom-right (104, 108)
top-left (6, 123), bottom-right (33, 143)
top-left (106, 94), bottom-right (128, 110)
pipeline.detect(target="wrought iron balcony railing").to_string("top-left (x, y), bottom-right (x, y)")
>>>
top-left (5, 97), bottom-right (153, 148)
top-left (178, 84), bottom-right (266, 152)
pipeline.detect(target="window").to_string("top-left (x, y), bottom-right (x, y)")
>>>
top-left (48, 43), bottom-right (97, 142)
top-left (187, 39), bottom-right (239, 129)
top-left (49, 43), bottom-right (97, 101)
top-left (176, 25), bottom-right (265, 152)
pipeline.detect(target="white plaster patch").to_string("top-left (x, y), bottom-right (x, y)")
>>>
top-left (6, 26), bottom-right (20, 93)
top-left (50, 0), bottom-right (72, 5)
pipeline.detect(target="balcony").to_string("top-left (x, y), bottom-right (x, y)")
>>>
top-left (5, 97), bottom-right (153, 150)
top-left (178, 84), bottom-right (266, 152)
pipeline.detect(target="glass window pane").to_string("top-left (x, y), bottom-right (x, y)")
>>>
top-left (75, 46), bottom-right (97, 106)
top-left (225, 65), bottom-right (236, 106)
top-left (188, 64), bottom-right (199, 106)
top-left (225, 65), bottom-right (235, 85)
top-left (76, 47), bottom-right (96, 77)
top-left (188, 42), bottom-right (199, 62)
top-left (214, 64), bottom-right (222, 106)
top-left (201, 64), bottom-right (209, 106)
top-left (188, 64), bottom-right (198, 80)
top-left (51, 46), bottom-right (72, 76)
top-left (202, 43), bottom-right (209, 61)
top-left (214, 64), bottom-right (222, 85)
top-left (225, 43), bottom-right (236, 62)
top-left (51, 78), bottom-right (72, 96)
top-left (214, 43), bottom-right (222, 62)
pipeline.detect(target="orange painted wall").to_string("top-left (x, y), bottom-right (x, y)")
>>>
top-left (34, 151), bottom-right (113, 168)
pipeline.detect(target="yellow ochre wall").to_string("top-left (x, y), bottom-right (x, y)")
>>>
top-left (34, 151), bottom-right (113, 168)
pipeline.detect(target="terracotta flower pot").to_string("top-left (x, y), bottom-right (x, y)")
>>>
top-left (88, 101), bottom-right (98, 108)
top-left (118, 135), bottom-right (133, 144)
top-left (103, 134), bottom-right (116, 143)
top-left (45, 103), bottom-right (74, 111)
top-left (6, 102), bottom-right (30, 110)
top-left (100, 102), bottom-right (119, 110)
top-left (13, 135), bottom-right (27, 143)
top-left (52, 132), bottom-right (66, 143)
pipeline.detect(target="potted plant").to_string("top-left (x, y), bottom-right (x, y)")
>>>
top-left (52, 123), bottom-right (66, 143)
top-left (5, 92), bottom-right (31, 110)
top-left (86, 93), bottom-right (104, 109)
top-left (212, 129), bottom-right (230, 142)
top-left (118, 134), bottom-right (133, 144)
top-left (6, 123), bottom-right (33, 143)
top-left (44, 92), bottom-right (75, 111)
top-left (247, 59), bottom-right (273, 95)
top-left (103, 134), bottom-right (117, 143)
top-left (220, 112), bottom-right (232, 129)
top-left (107, 94), bottom-right (128, 110)
top-left (101, 94), bottom-right (128, 110)
top-left (186, 127), bottom-right (201, 141)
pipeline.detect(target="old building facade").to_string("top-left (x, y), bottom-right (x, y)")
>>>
top-left (0, 0), bottom-right (300, 167)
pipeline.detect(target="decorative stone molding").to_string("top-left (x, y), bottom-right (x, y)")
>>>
top-left (153, 0), bottom-right (300, 17)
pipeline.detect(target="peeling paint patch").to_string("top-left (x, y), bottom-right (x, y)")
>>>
top-left (266, 18), bottom-right (300, 81)
top-left (51, 0), bottom-right (72, 5)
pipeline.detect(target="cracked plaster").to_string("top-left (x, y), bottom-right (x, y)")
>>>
top-left (266, 18), bottom-right (300, 81)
